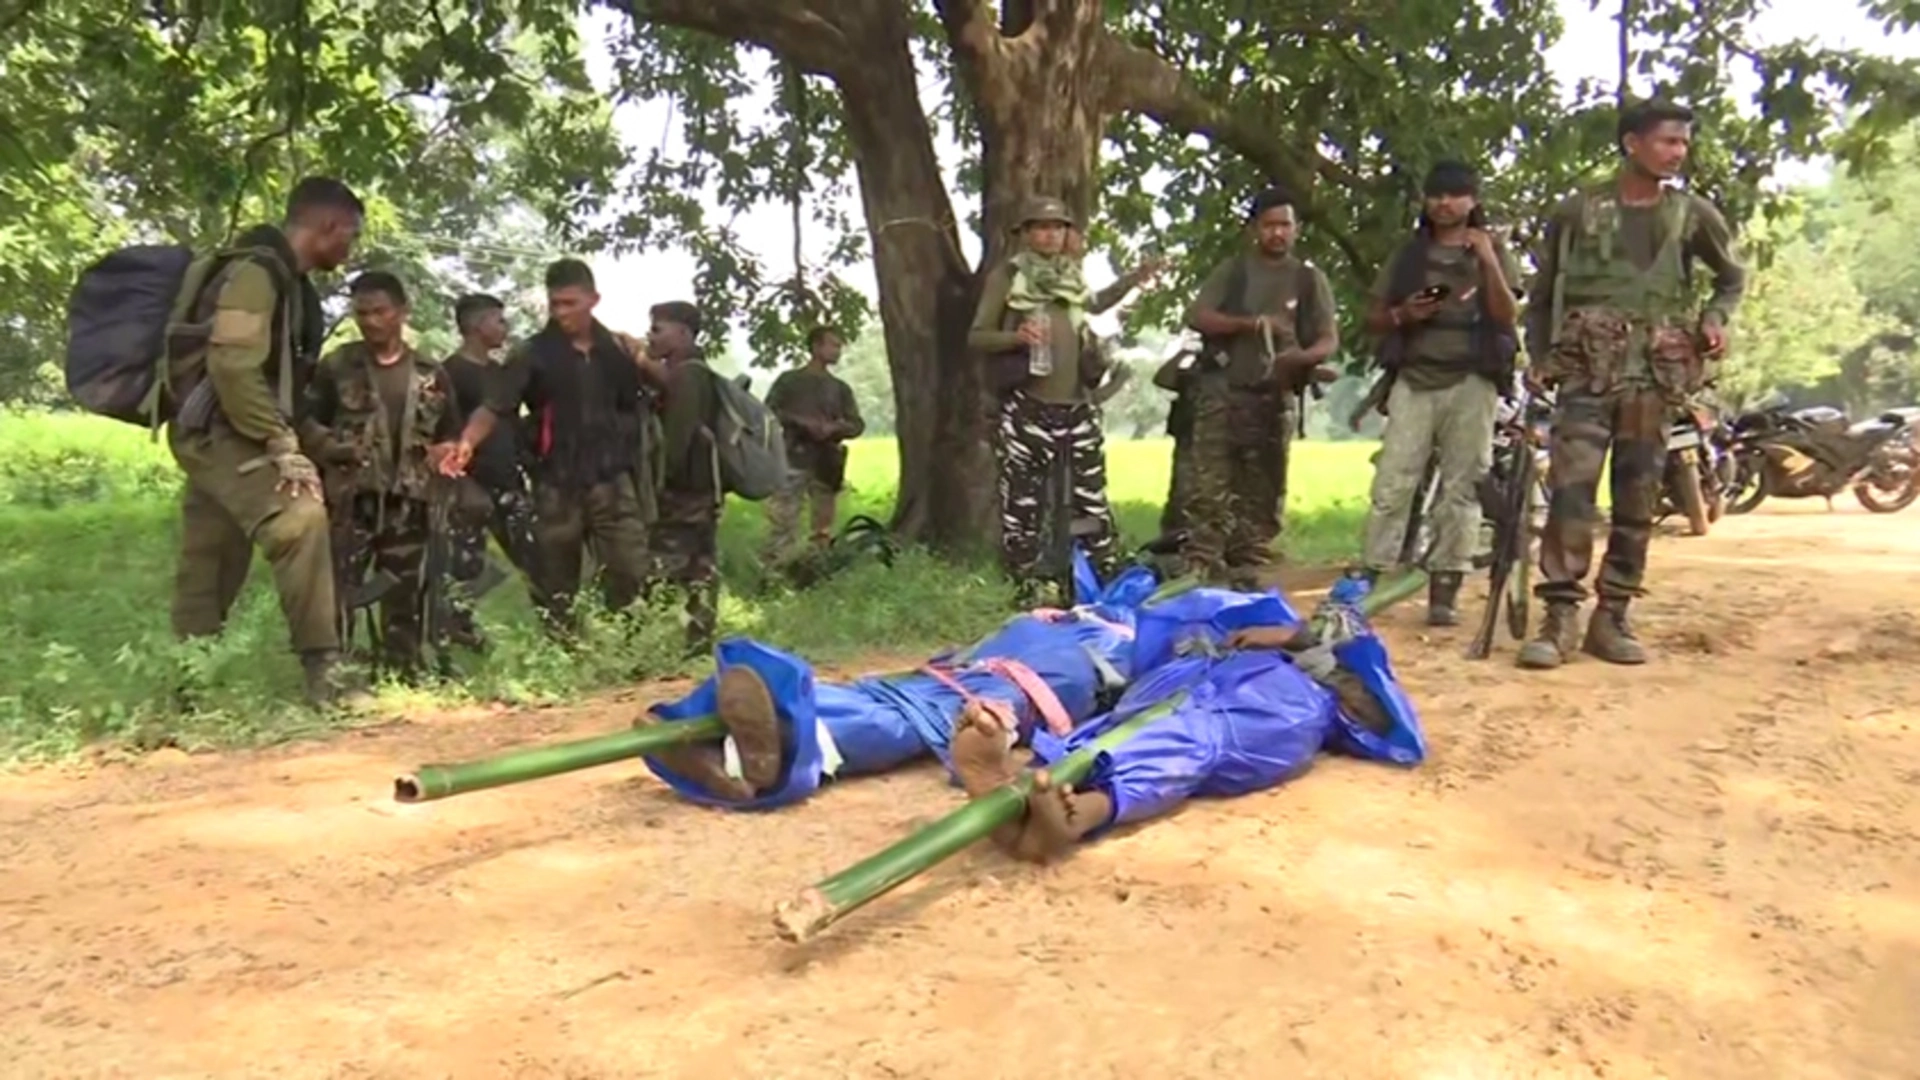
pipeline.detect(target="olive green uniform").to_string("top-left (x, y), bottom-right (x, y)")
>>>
top-left (1522, 182), bottom-right (1745, 664)
top-left (306, 343), bottom-right (464, 671)
top-left (1184, 252), bottom-right (1337, 586)
top-left (762, 365), bottom-right (864, 559)
top-left (166, 225), bottom-right (338, 657)
top-left (649, 357), bottom-right (722, 653)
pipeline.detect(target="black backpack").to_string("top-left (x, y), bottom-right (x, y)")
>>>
top-left (64, 244), bottom-right (285, 427)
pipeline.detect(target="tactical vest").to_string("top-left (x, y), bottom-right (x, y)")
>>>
top-left (1554, 187), bottom-right (1695, 336)
top-left (324, 344), bottom-right (455, 502)
top-left (1201, 254), bottom-right (1305, 390)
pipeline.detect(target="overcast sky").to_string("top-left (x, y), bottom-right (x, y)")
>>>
top-left (572, 2), bottom-right (1920, 341)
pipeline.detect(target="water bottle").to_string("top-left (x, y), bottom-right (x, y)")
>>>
top-left (1026, 316), bottom-right (1053, 377)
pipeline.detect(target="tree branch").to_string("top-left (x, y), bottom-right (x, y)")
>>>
top-left (611, 0), bottom-right (854, 77)
top-left (1094, 31), bottom-right (1368, 271)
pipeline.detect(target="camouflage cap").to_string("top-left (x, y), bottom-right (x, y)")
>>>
top-left (1016, 195), bottom-right (1075, 229)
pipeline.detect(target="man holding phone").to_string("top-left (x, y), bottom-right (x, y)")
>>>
top-left (1357, 160), bottom-right (1522, 625)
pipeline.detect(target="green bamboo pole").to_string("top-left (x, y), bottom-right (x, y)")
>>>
top-left (772, 569), bottom-right (1426, 943)
top-left (393, 716), bottom-right (725, 803)
top-left (772, 693), bottom-right (1189, 943)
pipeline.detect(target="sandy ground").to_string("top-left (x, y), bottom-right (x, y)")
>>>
top-left (2, 503), bottom-right (1917, 1080)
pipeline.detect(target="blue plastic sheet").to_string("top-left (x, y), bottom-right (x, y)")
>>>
top-left (1030, 651), bottom-right (1336, 832)
top-left (639, 569), bottom-right (1424, 816)
top-left (640, 604), bottom-right (1145, 811)
top-left (644, 638), bottom-right (827, 812)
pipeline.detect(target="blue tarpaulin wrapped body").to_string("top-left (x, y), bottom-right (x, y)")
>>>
top-left (641, 567), bottom-right (1425, 814)
top-left (1026, 600), bottom-right (1427, 837)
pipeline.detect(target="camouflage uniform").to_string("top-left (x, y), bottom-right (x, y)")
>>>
top-left (165, 224), bottom-right (345, 700)
top-left (647, 356), bottom-right (723, 654)
top-left (969, 197), bottom-right (1138, 598)
top-left (1183, 252), bottom-right (1337, 587)
top-left (762, 365), bottom-right (864, 561)
top-left (1520, 182), bottom-right (1746, 668)
top-left (306, 343), bottom-right (465, 673)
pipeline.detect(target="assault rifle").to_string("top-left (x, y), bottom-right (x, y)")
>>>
top-left (1465, 393), bottom-right (1552, 660)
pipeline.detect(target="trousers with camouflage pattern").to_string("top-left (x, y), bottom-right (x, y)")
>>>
top-left (1537, 309), bottom-right (1704, 604)
top-left (646, 489), bottom-right (720, 656)
top-left (996, 392), bottom-right (1120, 592)
top-left (332, 492), bottom-right (433, 673)
top-left (1183, 381), bottom-right (1293, 588)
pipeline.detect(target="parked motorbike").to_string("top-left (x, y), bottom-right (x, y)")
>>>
top-left (1657, 401), bottom-right (1724, 536)
top-left (1723, 396), bottom-right (1920, 514)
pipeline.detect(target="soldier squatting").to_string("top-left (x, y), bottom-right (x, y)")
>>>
top-left (158, 96), bottom-right (1741, 707)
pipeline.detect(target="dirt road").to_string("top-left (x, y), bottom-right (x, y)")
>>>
top-left (2, 503), bottom-right (1916, 1079)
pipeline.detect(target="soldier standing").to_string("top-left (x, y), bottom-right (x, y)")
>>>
top-left (439, 259), bottom-right (663, 635)
top-left (762, 327), bottom-right (865, 563)
top-left (167, 176), bottom-right (365, 707)
top-left (1184, 187), bottom-right (1340, 588)
top-left (644, 301), bottom-right (723, 654)
top-left (440, 294), bottom-right (538, 646)
top-left (1358, 160), bottom-right (1523, 625)
top-left (1519, 99), bottom-right (1746, 669)
top-left (968, 196), bottom-right (1155, 602)
top-left (305, 272), bottom-right (465, 675)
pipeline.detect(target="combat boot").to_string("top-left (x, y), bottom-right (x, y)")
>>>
top-left (1426, 571), bottom-right (1464, 627)
top-left (1582, 599), bottom-right (1648, 665)
top-left (1515, 601), bottom-right (1581, 670)
top-left (300, 649), bottom-right (373, 711)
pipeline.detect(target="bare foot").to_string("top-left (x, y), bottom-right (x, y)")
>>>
top-left (949, 702), bottom-right (1029, 853)
top-left (949, 701), bottom-right (1022, 798)
top-left (634, 713), bottom-right (753, 801)
top-left (716, 666), bottom-right (783, 791)
top-left (1010, 769), bottom-right (1109, 863)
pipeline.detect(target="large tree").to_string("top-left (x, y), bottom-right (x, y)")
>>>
top-left (7, 0), bottom-right (1920, 548)
top-left (592, 0), bottom-right (1920, 549)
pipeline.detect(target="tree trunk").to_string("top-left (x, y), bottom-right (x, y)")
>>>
top-left (832, 3), bottom-right (996, 553)
top-left (965, 0), bottom-right (1108, 251)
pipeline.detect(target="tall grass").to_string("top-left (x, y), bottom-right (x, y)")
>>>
top-left (0, 410), bottom-right (1376, 759)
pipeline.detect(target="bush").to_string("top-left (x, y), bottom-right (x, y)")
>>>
top-left (0, 411), bottom-right (1374, 759)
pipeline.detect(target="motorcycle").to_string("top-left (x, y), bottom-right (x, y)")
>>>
top-left (1723, 396), bottom-right (1920, 514)
top-left (1657, 401), bottom-right (1724, 536)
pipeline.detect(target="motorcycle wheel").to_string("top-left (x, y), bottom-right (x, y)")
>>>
top-left (1854, 473), bottom-right (1920, 513)
top-left (1725, 451), bottom-right (1769, 515)
top-left (1672, 451), bottom-right (1711, 536)
top-left (1704, 461), bottom-right (1726, 523)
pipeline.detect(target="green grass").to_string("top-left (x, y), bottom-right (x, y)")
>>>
top-left (0, 409), bottom-right (1376, 760)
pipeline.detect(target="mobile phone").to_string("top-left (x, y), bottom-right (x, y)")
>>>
top-left (1415, 283), bottom-right (1452, 302)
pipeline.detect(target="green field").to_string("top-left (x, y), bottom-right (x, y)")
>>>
top-left (0, 410), bottom-right (1378, 759)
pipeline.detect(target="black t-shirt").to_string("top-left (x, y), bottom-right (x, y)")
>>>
top-left (482, 321), bottom-right (647, 491)
top-left (444, 351), bottom-right (524, 492)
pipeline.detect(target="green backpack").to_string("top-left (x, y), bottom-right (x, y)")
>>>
top-left (691, 361), bottom-right (788, 500)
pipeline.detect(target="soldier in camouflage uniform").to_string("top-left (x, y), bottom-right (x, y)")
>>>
top-left (762, 326), bottom-right (865, 563)
top-left (305, 272), bottom-right (466, 676)
top-left (644, 301), bottom-right (724, 654)
top-left (166, 176), bottom-right (366, 708)
top-left (1519, 99), bottom-right (1746, 669)
top-left (969, 196), bottom-right (1156, 602)
top-left (1184, 187), bottom-right (1340, 588)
